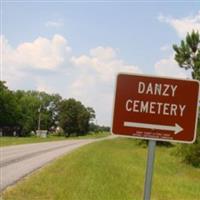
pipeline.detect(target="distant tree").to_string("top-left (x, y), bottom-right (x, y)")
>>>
top-left (1, 82), bottom-right (95, 137)
top-left (87, 107), bottom-right (96, 122)
top-left (0, 81), bottom-right (8, 90)
top-left (173, 30), bottom-right (200, 80)
top-left (59, 98), bottom-right (95, 136)
top-left (15, 90), bottom-right (62, 136)
top-left (15, 91), bottom-right (41, 136)
top-left (89, 123), bottom-right (110, 133)
top-left (0, 81), bottom-right (19, 127)
top-left (34, 92), bottom-right (62, 130)
top-left (173, 30), bottom-right (200, 167)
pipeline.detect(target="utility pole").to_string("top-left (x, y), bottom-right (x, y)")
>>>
top-left (38, 105), bottom-right (41, 131)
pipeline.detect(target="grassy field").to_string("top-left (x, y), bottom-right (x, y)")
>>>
top-left (2, 138), bottom-right (200, 200)
top-left (0, 132), bottom-right (110, 147)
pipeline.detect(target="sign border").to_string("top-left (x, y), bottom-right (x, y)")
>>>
top-left (111, 72), bottom-right (200, 144)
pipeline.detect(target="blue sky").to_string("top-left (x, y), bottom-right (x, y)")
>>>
top-left (1, 1), bottom-right (200, 125)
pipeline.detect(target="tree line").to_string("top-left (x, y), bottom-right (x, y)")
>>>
top-left (0, 82), bottom-right (109, 137)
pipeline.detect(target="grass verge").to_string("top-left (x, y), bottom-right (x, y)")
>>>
top-left (0, 132), bottom-right (110, 147)
top-left (2, 138), bottom-right (200, 200)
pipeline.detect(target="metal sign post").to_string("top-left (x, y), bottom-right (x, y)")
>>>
top-left (143, 140), bottom-right (156, 200)
top-left (111, 73), bottom-right (200, 200)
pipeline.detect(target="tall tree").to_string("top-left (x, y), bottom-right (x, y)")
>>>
top-left (173, 30), bottom-right (200, 80)
top-left (15, 90), bottom-right (62, 136)
top-left (59, 98), bottom-right (95, 136)
top-left (173, 30), bottom-right (200, 167)
top-left (0, 81), bottom-right (19, 127)
top-left (32, 91), bottom-right (62, 130)
top-left (15, 90), bottom-right (41, 135)
top-left (86, 107), bottom-right (96, 123)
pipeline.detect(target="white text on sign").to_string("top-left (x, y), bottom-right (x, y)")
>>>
top-left (125, 82), bottom-right (186, 117)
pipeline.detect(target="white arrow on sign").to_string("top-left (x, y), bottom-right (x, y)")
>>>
top-left (124, 121), bottom-right (183, 134)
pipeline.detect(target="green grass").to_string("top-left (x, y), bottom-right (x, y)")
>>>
top-left (0, 132), bottom-right (110, 147)
top-left (2, 138), bottom-right (200, 200)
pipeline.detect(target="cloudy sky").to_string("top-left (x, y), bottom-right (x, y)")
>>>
top-left (1, 1), bottom-right (200, 126)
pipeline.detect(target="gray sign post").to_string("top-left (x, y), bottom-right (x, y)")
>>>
top-left (143, 140), bottom-right (156, 200)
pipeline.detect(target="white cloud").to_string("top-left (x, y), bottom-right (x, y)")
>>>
top-left (158, 11), bottom-right (200, 37)
top-left (71, 46), bottom-right (142, 82)
top-left (69, 74), bottom-right (96, 99)
top-left (154, 55), bottom-right (191, 79)
top-left (1, 35), bottom-right (27, 87)
top-left (3, 34), bottom-right (71, 71)
top-left (70, 47), bottom-right (142, 125)
top-left (2, 34), bottom-right (72, 91)
top-left (45, 19), bottom-right (64, 28)
top-left (2, 36), bottom-right (141, 126)
top-left (156, 12), bottom-right (198, 81)
top-left (89, 46), bottom-right (117, 60)
top-left (36, 80), bottom-right (55, 94)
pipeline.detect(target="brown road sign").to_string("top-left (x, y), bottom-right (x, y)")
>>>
top-left (112, 73), bottom-right (200, 143)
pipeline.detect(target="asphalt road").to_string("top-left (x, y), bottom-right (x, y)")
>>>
top-left (0, 136), bottom-right (113, 191)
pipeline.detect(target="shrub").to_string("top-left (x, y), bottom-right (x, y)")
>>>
top-left (176, 120), bottom-right (200, 167)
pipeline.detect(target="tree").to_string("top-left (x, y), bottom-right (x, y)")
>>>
top-left (0, 81), bottom-right (19, 127)
top-left (173, 30), bottom-right (200, 80)
top-left (89, 123), bottom-right (110, 133)
top-left (86, 107), bottom-right (96, 122)
top-left (59, 98), bottom-right (95, 136)
top-left (15, 90), bottom-right (41, 136)
top-left (0, 82), bottom-right (94, 137)
top-left (173, 30), bottom-right (200, 167)
top-left (15, 90), bottom-right (62, 136)
top-left (32, 91), bottom-right (62, 130)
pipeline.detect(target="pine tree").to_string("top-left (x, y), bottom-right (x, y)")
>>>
top-left (173, 30), bottom-right (200, 167)
top-left (173, 30), bottom-right (200, 80)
